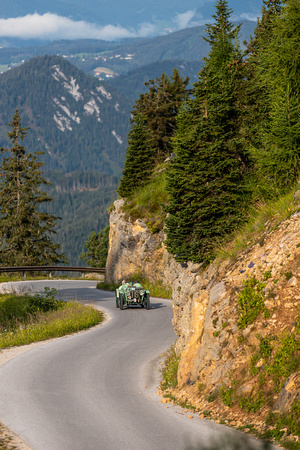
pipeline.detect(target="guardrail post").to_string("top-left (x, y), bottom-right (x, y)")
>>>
top-left (23, 271), bottom-right (26, 280)
top-left (82, 273), bottom-right (85, 279)
top-left (49, 271), bottom-right (52, 279)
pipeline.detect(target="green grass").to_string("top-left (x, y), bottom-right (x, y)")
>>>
top-left (161, 344), bottom-right (180, 390)
top-left (237, 277), bottom-right (269, 329)
top-left (122, 167), bottom-right (168, 232)
top-left (0, 273), bottom-right (84, 283)
top-left (0, 289), bottom-right (103, 348)
top-left (96, 281), bottom-right (119, 291)
top-left (216, 189), bottom-right (300, 262)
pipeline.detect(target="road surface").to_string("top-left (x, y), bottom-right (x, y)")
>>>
top-left (0, 280), bottom-right (278, 449)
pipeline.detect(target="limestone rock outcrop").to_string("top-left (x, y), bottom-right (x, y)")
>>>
top-left (106, 199), bottom-right (300, 429)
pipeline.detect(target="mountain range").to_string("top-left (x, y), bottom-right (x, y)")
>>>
top-left (0, 54), bottom-right (131, 264)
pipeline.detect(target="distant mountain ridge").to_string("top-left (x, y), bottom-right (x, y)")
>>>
top-left (0, 55), bottom-right (132, 264)
top-left (0, 54), bottom-right (131, 175)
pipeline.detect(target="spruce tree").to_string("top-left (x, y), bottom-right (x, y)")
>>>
top-left (254, 0), bottom-right (300, 189)
top-left (80, 226), bottom-right (109, 267)
top-left (242, 0), bottom-right (282, 150)
top-left (165, 0), bottom-right (250, 264)
top-left (118, 69), bottom-right (189, 198)
top-left (117, 111), bottom-right (153, 198)
top-left (0, 110), bottom-right (67, 266)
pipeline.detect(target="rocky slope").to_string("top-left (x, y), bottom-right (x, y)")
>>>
top-left (106, 198), bottom-right (300, 446)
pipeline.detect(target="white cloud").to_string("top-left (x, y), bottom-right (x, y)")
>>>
top-left (173, 10), bottom-right (197, 30)
top-left (238, 12), bottom-right (260, 22)
top-left (0, 13), bottom-right (154, 41)
top-left (0, 10), bottom-right (260, 42)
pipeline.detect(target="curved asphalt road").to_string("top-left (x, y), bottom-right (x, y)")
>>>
top-left (0, 280), bottom-right (278, 450)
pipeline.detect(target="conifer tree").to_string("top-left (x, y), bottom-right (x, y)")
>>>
top-left (117, 110), bottom-right (153, 198)
top-left (118, 69), bottom-right (189, 198)
top-left (80, 225), bottom-right (109, 267)
top-left (165, 0), bottom-right (250, 264)
top-left (254, 0), bottom-right (300, 189)
top-left (0, 110), bottom-right (67, 265)
top-left (243, 0), bottom-right (282, 150)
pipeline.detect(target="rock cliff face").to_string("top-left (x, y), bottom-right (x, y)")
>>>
top-left (106, 199), bottom-right (300, 438)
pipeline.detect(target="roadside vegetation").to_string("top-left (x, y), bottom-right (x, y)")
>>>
top-left (0, 287), bottom-right (103, 349)
top-left (216, 189), bottom-right (300, 263)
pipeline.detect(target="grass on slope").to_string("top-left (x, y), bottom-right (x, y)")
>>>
top-left (216, 188), bottom-right (300, 263)
top-left (0, 288), bottom-right (103, 348)
top-left (122, 166), bottom-right (168, 233)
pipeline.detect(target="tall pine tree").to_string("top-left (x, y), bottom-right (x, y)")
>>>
top-left (165, 0), bottom-right (250, 264)
top-left (118, 69), bottom-right (189, 198)
top-left (0, 110), bottom-right (67, 266)
top-left (242, 0), bottom-right (282, 153)
top-left (253, 0), bottom-right (300, 189)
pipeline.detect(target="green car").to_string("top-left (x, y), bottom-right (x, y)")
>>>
top-left (116, 282), bottom-right (150, 310)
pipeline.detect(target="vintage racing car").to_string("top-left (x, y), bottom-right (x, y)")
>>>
top-left (116, 282), bottom-right (150, 310)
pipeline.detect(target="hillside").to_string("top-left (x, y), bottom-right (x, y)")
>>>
top-left (0, 55), bottom-right (132, 264)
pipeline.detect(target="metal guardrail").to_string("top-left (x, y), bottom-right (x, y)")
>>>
top-left (0, 265), bottom-right (105, 279)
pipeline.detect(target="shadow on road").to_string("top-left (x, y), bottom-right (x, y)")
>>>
top-left (119, 302), bottom-right (167, 310)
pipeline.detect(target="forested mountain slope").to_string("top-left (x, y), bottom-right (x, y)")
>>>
top-left (0, 55), bottom-right (132, 264)
top-left (0, 55), bottom-right (131, 174)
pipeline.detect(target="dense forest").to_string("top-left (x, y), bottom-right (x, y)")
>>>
top-left (118, 0), bottom-right (300, 266)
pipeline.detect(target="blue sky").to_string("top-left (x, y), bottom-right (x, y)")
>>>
top-left (0, 0), bottom-right (262, 41)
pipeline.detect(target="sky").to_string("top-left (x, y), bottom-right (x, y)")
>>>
top-left (0, 3), bottom-right (261, 42)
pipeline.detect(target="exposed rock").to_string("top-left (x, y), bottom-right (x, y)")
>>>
top-left (106, 199), bottom-right (300, 440)
top-left (273, 372), bottom-right (300, 414)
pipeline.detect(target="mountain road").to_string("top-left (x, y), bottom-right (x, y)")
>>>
top-left (0, 280), bottom-right (279, 449)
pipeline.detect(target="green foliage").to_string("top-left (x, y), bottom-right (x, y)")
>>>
top-left (264, 271), bottom-right (272, 280)
top-left (265, 401), bottom-right (300, 444)
top-left (165, 0), bottom-right (251, 264)
top-left (216, 189), bottom-right (299, 262)
top-left (239, 391), bottom-right (265, 413)
top-left (265, 331), bottom-right (300, 390)
top-left (253, 0), bottom-right (300, 191)
top-left (118, 69), bottom-right (189, 198)
top-left (161, 344), bottom-right (180, 390)
top-left (284, 272), bottom-right (293, 281)
top-left (97, 272), bottom-right (172, 299)
top-left (220, 386), bottom-right (235, 407)
top-left (121, 168), bottom-right (168, 230)
top-left (259, 336), bottom-right (273, 359)
top-left (80, 225), bottom-right (109, 267)
top-left (237, 277), bottom-right (268, 329)
top-left (44, 175), bottom-right (118, 265)
top-left (0, 301), bottom-right (103, 348)
top-left (96, 280), bottom-right (119, 291)
top-left (0, 288), bottom-right (63, 332)
top-left (0, 110), bottom-right (67, 265)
